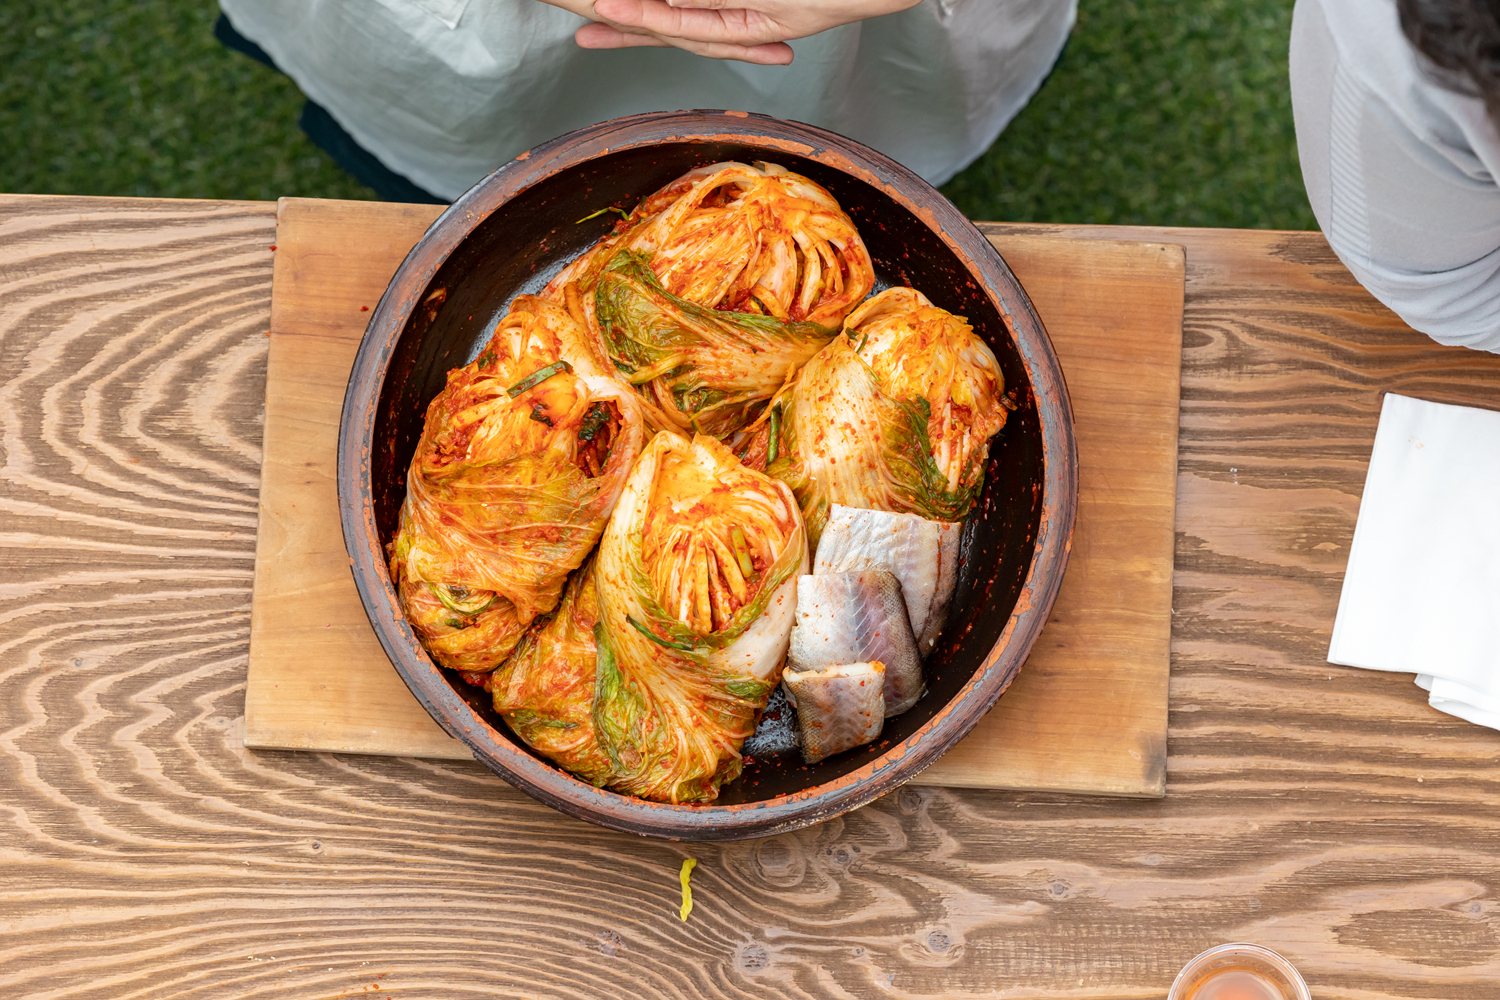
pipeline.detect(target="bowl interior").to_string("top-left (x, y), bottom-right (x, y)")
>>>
top-left (368, 139), bottom-right (1046, 807)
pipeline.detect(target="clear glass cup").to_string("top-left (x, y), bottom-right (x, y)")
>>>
top-left (1167, 943), bottom-right (1311, 1000)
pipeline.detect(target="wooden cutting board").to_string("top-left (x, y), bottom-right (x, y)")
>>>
top-left (246, 197), bottom-right (1182, 797)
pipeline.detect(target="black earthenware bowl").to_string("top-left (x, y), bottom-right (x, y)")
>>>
top-left (337, 111), bottom-right (1076, 841)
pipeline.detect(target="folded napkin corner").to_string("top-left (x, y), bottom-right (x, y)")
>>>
top-left (1328, 392), bottom-right (1500, 729)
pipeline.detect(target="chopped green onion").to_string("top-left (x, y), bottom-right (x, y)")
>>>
top-left (627, 615), bottom-right (697, 652)
top-left (575, 205), bottom-right (631, 224)
top-left (578, 402), bottom-right (611, 441)
top-left (766, 403), bottom-right (781, 464)
top-left (730, 526), bottom-right (756, 578)
top-left (430, 582), bottom-right (497, 615)
top-left (507, 359), bottom-right (573, 398)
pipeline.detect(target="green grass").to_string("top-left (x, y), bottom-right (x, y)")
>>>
top-left (943, 0), bottom-right (1317, 229)
top-left (0, 2), bottom-right (372, 202)
top-left (0, 0), bottom-right (1315, 229)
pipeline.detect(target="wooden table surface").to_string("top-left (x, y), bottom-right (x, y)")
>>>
top-left (4, 193), bottom-right (1500, 1000)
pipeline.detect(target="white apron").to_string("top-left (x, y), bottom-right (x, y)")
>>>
top-left (221, 0), bottom-right (1076, 198)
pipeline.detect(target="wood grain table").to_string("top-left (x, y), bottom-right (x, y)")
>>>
top-left (4, 193), bottom-right (1500, 1000)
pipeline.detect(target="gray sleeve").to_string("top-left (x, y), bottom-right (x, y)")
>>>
top-left (1290, 0), bottom-right (1500, 353)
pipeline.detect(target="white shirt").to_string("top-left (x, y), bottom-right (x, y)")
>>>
top-left (221, 0), bottom-right (1076, 199)
top-left (1291, 0), bottom-right (1500, 352)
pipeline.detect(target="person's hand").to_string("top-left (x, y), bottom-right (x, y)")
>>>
top-left (539, 0), bottom-right (784, 63)
top-left (546, 0), bottom-right (923, 65)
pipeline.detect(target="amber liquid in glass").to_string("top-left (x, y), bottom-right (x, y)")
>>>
top-left (1186, 967), bottom-right (1286, 1000)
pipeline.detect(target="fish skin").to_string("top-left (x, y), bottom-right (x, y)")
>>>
top-left (813, 504), bottom-right (960, 658)
top-left (917, 521), bottom-right (961, 655)
top-left (782, 661), bottom-right (886, 763)
top-left (788, 570), bottom-right (924, 717)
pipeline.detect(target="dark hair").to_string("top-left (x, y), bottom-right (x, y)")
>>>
top-left (1398, 0), bottom-right (1500, 119)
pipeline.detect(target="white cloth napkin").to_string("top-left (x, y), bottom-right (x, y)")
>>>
top-left (1328, 392), bottom-right (1500, 728)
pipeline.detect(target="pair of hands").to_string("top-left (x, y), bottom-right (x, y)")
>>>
top-left (541, 0), bottom-right (922, 65)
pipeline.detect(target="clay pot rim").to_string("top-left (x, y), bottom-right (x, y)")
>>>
top-left (337, 110), bottom-right (1077, 841)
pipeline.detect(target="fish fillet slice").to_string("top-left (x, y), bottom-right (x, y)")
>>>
top-left (919, 524), bottom-right (961, 654)
top-left (782, 662), bottom-right (885, 764)
top-left (813, 504), bottom-right (961, 657)
top-left (789, 570), bottom-right (924, 716)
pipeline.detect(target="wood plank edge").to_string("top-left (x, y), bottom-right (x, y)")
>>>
top-left (975, 219), bottom-right (1312, 242)
top-left (242, 732), bottom-right (474, 762)
top-left (914, 772), bottom-right (1166, 798)
top-left (984, 229), bottom-right (1190, 256)
top-left (0, 192), bottom-right (276, 212)
top-left (1148, 244), bottom-right (1186, 746)
top-left (245, 299), bottom-right (297, 744)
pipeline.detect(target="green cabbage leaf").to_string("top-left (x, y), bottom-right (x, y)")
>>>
top-left (594, 251), bottom-right (835, 438)
top-left (766, 288), bottom-right (1010, 544)
top-left (589, 431), bottom-right (807, 802)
